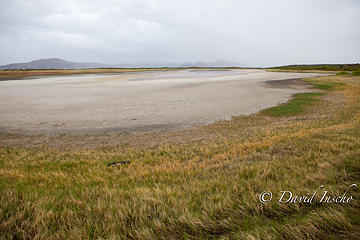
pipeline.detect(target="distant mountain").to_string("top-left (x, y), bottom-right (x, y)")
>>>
top-left (0, 58), bottom-right (106, 70)
top-left (180, 60), bottom-right (239, 67)
top-left (112, 60), bottom-right (241, 68)
top-left (0, 58), bottom-right (242, 70)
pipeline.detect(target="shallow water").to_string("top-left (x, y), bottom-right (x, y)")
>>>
top-left (0, 69), bottom-right (326, 133)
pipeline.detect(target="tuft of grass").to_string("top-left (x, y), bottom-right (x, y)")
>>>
top-left (261, 92), bottom-right (324, 117)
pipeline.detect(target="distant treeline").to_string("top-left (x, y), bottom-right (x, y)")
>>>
top-left (271, 64), bottom-right (360, 71)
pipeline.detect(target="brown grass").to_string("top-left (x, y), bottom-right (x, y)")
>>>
top-left (0, 74), bottom-right (360, 239)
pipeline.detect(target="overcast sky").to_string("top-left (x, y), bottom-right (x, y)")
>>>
top-left (0, 0), bottom-right (359, 67)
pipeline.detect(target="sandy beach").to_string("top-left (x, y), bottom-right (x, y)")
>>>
top-left (0, 69), bottom-right (327, 133)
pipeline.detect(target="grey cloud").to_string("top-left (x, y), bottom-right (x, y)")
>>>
top-left (0, 0), bottom-right (359, 66)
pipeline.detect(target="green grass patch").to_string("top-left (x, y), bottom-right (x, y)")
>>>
top-left (336, 71), bottom-right (348, 76)
top-left (353, 69), bottom-right (360, 76)
top-left (261, 92), bottom-right (324, 117)
top-left (312, 82), bottom-right (346, 91)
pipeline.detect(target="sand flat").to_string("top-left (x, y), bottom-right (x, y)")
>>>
top-left (0, 69), bottom-right (327, 133)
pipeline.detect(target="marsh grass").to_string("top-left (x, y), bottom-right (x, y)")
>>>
top-left (1, 74), bottom-right (360, 239)
top-left (312, 81), bottom-right (346, 91)
top-left (270, 64), bottom-right (360, 72)
top-left (353, 70), bottom-right (360, 76)
top-left (261, 92), bottom-right (324, 117)
top-left (336, 71), bottom-right (348, 76)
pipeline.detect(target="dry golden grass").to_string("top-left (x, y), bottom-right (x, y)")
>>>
top-left (1, 74), bottom-right (360, 239)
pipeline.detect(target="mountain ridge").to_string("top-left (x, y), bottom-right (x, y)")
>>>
top-left (0, 58), bottom-right (241, 70)
top-left (0, 58), bottom-right (105, 70)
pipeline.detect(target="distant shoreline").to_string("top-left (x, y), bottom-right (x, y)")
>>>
top-left (0, 67), bottom-right (256, 81)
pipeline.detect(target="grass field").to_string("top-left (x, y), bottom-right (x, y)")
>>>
top-left (270, 64), bottom-right (360, 72)
top-left (1, 73), bottom-right (360, 239)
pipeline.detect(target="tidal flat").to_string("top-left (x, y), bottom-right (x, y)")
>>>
top-left (0, 69), bottom-right (326, 133)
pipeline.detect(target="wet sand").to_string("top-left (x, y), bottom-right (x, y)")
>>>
top-left (0, 69), bottom-right (327, 133)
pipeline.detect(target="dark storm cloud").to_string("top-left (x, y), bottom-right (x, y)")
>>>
top-left (0, 0), bottom-right (359, 66)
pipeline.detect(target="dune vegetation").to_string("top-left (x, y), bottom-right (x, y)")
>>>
top-left (1, 73), bottom-right (359, 239)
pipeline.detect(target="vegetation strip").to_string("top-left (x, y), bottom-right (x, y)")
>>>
top-left (1, 74), bottom-right (360, 239)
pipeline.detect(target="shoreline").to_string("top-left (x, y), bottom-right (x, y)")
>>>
top-left (0, 67), bottom-right (254, 81)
